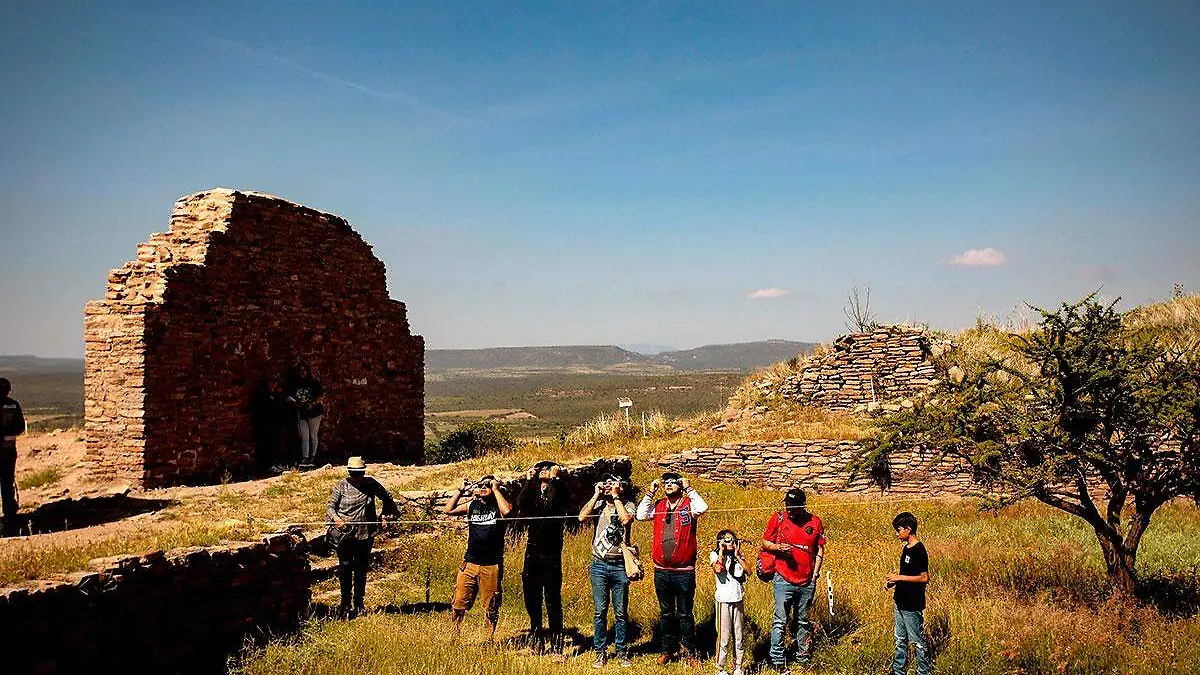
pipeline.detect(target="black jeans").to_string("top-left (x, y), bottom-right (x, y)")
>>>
top-left (337, 537), bottom-right (373, 610)
top-left (522, 553), bottom-right (564, 635)
top-left (654, 568), bottom-right (697, 654)
top-left (1, 442), bottom-right (17, 530)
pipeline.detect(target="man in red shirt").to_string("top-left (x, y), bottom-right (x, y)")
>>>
top-left (636, 471), bottom-right (709, 664)
top-left (761, 487), bottom-right (825, 672)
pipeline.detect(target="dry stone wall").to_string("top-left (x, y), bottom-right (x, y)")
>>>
top-left (0, 532), bottom-right (309, 674)
top-left (84, 189), bottom-right (424, 487)
top-left (773, 327), bottom-right (950, 411)
top-left (657, 440), bottom-right (978, 496)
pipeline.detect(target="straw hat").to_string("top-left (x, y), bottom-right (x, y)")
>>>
top-left (347, 456), bottom-right (367, 472)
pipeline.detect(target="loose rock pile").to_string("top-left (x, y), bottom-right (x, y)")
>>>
top-left (769, 326), bottom-right (951, 412)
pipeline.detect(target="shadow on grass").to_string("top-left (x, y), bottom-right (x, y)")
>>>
top-left (1137, 568), bottom-right (1200, 619)
top-left (2, 494), bottom-right (176, 537)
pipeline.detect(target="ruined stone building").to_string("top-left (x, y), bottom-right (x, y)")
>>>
top-left (83, 189), bottom-right (424, 487)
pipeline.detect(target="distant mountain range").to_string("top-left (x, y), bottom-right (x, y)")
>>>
top-left (425, 340), bottom-right (814, 373)
top-left (1, 339), bottom-right (815, 377)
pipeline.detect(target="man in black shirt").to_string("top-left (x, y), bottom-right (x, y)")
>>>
top-left (516, 460), bottom-right (568, 651)
top-left (1, 378), bottom-right (26, 536)
top-left (445, 474), bottom-right (512, 639)
top-left (886, 511), bottom-right (931, 675)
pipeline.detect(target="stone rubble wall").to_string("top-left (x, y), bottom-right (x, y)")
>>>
top-left (0, 532), bottom-right (309, 674)
top-left (84, 189), bottom-right (424, 488)
top-left (773, 326), bottom-right (951, 411)
top-left (657, 440), bottom-right (977, 496)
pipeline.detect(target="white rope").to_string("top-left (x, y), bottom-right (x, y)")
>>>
top-left (249, 494), bottom-right (964, 528)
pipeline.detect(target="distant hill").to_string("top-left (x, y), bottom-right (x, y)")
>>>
top-left (0, 355), bottom-right (85, 374)
top-left (651, 340), bottom-right (815, 371)
top-left (426, 345), bottom-right (647, 371)
top-left (427, 340), bottom-right (814, 373)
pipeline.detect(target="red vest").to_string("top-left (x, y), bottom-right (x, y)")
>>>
top-left (650, 495), bottom-right (699, 570)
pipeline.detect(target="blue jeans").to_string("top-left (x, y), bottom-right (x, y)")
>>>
top-left (590, 558), bottom-right (630, 655)
top-left (770, 577), bottom-right (817, 666)
top-left (892, 605), bottom-right (931, 675)
top-left (653, 569), bottom-right (696, 654)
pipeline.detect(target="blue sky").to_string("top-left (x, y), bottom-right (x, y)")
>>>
top-left (1, 1), bottom-right (1197, 357)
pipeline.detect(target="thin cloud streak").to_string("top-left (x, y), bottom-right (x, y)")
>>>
top-left (207, 36), bottom-right (477, 131)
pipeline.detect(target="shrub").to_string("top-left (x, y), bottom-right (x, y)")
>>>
top-left (425, 420), bottom-right (515, 464)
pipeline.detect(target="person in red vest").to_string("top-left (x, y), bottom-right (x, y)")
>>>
top-left (636, 470), bottom-right (709, 665)
top-left (762, 487), bottom-right (826, 672)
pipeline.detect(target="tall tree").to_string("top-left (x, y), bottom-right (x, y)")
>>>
top-left (850, 295), bottom-right (1200, 592)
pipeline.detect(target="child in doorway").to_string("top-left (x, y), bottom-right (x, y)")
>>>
top-left (710, 529), bottom-right (747, 675)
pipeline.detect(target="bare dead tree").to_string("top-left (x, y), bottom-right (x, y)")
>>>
top-left (844, 283), bottom-right (880, 333)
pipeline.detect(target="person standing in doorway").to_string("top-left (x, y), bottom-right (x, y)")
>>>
top-left (0, 378), bottom-right (25, 536)
top-left (287, 363), bottom-right (324, 468)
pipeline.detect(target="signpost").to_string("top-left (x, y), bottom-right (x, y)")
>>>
top-left (617, 397), bottom-right (633, 425)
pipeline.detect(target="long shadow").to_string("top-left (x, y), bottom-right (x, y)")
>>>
top-left (2, 494), bottom-right (176, 537)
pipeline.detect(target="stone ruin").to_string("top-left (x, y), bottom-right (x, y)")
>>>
top-left (774, 326), bottom-right (950, 411)
top-left (83, 189), bottom-right (424, 488)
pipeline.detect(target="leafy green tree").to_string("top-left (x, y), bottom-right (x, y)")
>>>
top-left (852, 295), bottom-right (1200, 593)
top-left (427, 420), bottom-right (516, 464)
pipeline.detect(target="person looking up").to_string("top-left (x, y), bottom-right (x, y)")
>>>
top-left (445, 474), bottom-right (512, 640)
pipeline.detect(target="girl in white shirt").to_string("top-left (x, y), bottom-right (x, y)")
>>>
top-left (710, 529), bottom-right (747, 675)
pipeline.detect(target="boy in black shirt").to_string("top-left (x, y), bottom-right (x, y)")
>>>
top-left (446, 475), bottom-right (512, 640)
top-left (886, 512), bottom-right (930, 675)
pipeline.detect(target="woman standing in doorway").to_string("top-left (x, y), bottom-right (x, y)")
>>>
top-left (287, 362), bottom-right (325, 468)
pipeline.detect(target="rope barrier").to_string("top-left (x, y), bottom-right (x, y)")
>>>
top-left (249, 494), bottom-right (965, 528)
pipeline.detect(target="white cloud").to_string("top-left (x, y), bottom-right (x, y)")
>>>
top-left (949, 247), bottom-right (1006, 267)
top-left (747, 287), bottom-right (790, 299)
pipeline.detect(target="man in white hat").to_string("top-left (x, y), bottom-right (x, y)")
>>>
top-left (327, 456), bottom-right (400, 617)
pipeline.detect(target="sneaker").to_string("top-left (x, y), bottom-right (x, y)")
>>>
top-left (617, 655), bottom-right (633, 668)
top-left (269, 464), bottom-right (286, 473)
top-left (593, 652), bottom-right (607, 668)
top-left (732, 669), bottom-right (744, 675)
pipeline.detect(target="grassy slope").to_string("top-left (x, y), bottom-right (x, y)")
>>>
top-left (235, 434), bottom-right (1200, 675)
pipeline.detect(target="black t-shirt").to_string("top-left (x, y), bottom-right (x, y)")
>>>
top-left (289, 376), bottom-right (325, 419)
top-left (518, 480), bottom-right (567, 559)
top-left (894, 541), bottom-right (929, 611)
top-left (464, 499), bottom-right (506, 566)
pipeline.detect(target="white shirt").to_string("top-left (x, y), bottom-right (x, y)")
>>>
top-left (710, 550), bottom-right (746, 603)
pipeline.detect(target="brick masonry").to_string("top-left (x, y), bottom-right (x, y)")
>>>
top-left (0, 532), bottom-right (310, 674)
top-left (83, 189), bottom-right (424, 488)
top-left (657, 440), bottom-right (978, 496)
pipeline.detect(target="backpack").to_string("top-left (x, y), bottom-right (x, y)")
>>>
top-left (756, 510), bottom-right (785, 582)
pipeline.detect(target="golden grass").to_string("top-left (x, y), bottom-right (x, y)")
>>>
top-left (235, 466), bottom-right (1200, 675)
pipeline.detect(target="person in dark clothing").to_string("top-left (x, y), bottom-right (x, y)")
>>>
top-left (1, 378), bottom-right (26, 536)
top-left (887, 511), bottom-right (931, 675)
top-left (252, 375), bottom-right (291, 473)
top-left (516, 460), bottom-right (568, 650)
top-left (326, 456), bottom-right (400, 617)
top-left (287, 363), bottom-right (325, 468)
top-left (445, 474), bottom-right (512, 639)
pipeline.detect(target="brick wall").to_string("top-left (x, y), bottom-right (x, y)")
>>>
top-left (657, 440), bottom-right (978, 496)
top-left (774, 327), bottom-right (950, 411)
top-left (0, 532), bottom-right (309, 674)
top-left (84, 189), bottom-right (424, 487)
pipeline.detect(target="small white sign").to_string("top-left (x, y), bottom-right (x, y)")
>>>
top-left (617, 397), bottom-right (633, 408)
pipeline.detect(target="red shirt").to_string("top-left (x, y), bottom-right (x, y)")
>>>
top-left (762, 511), bottom-right (826, 585)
